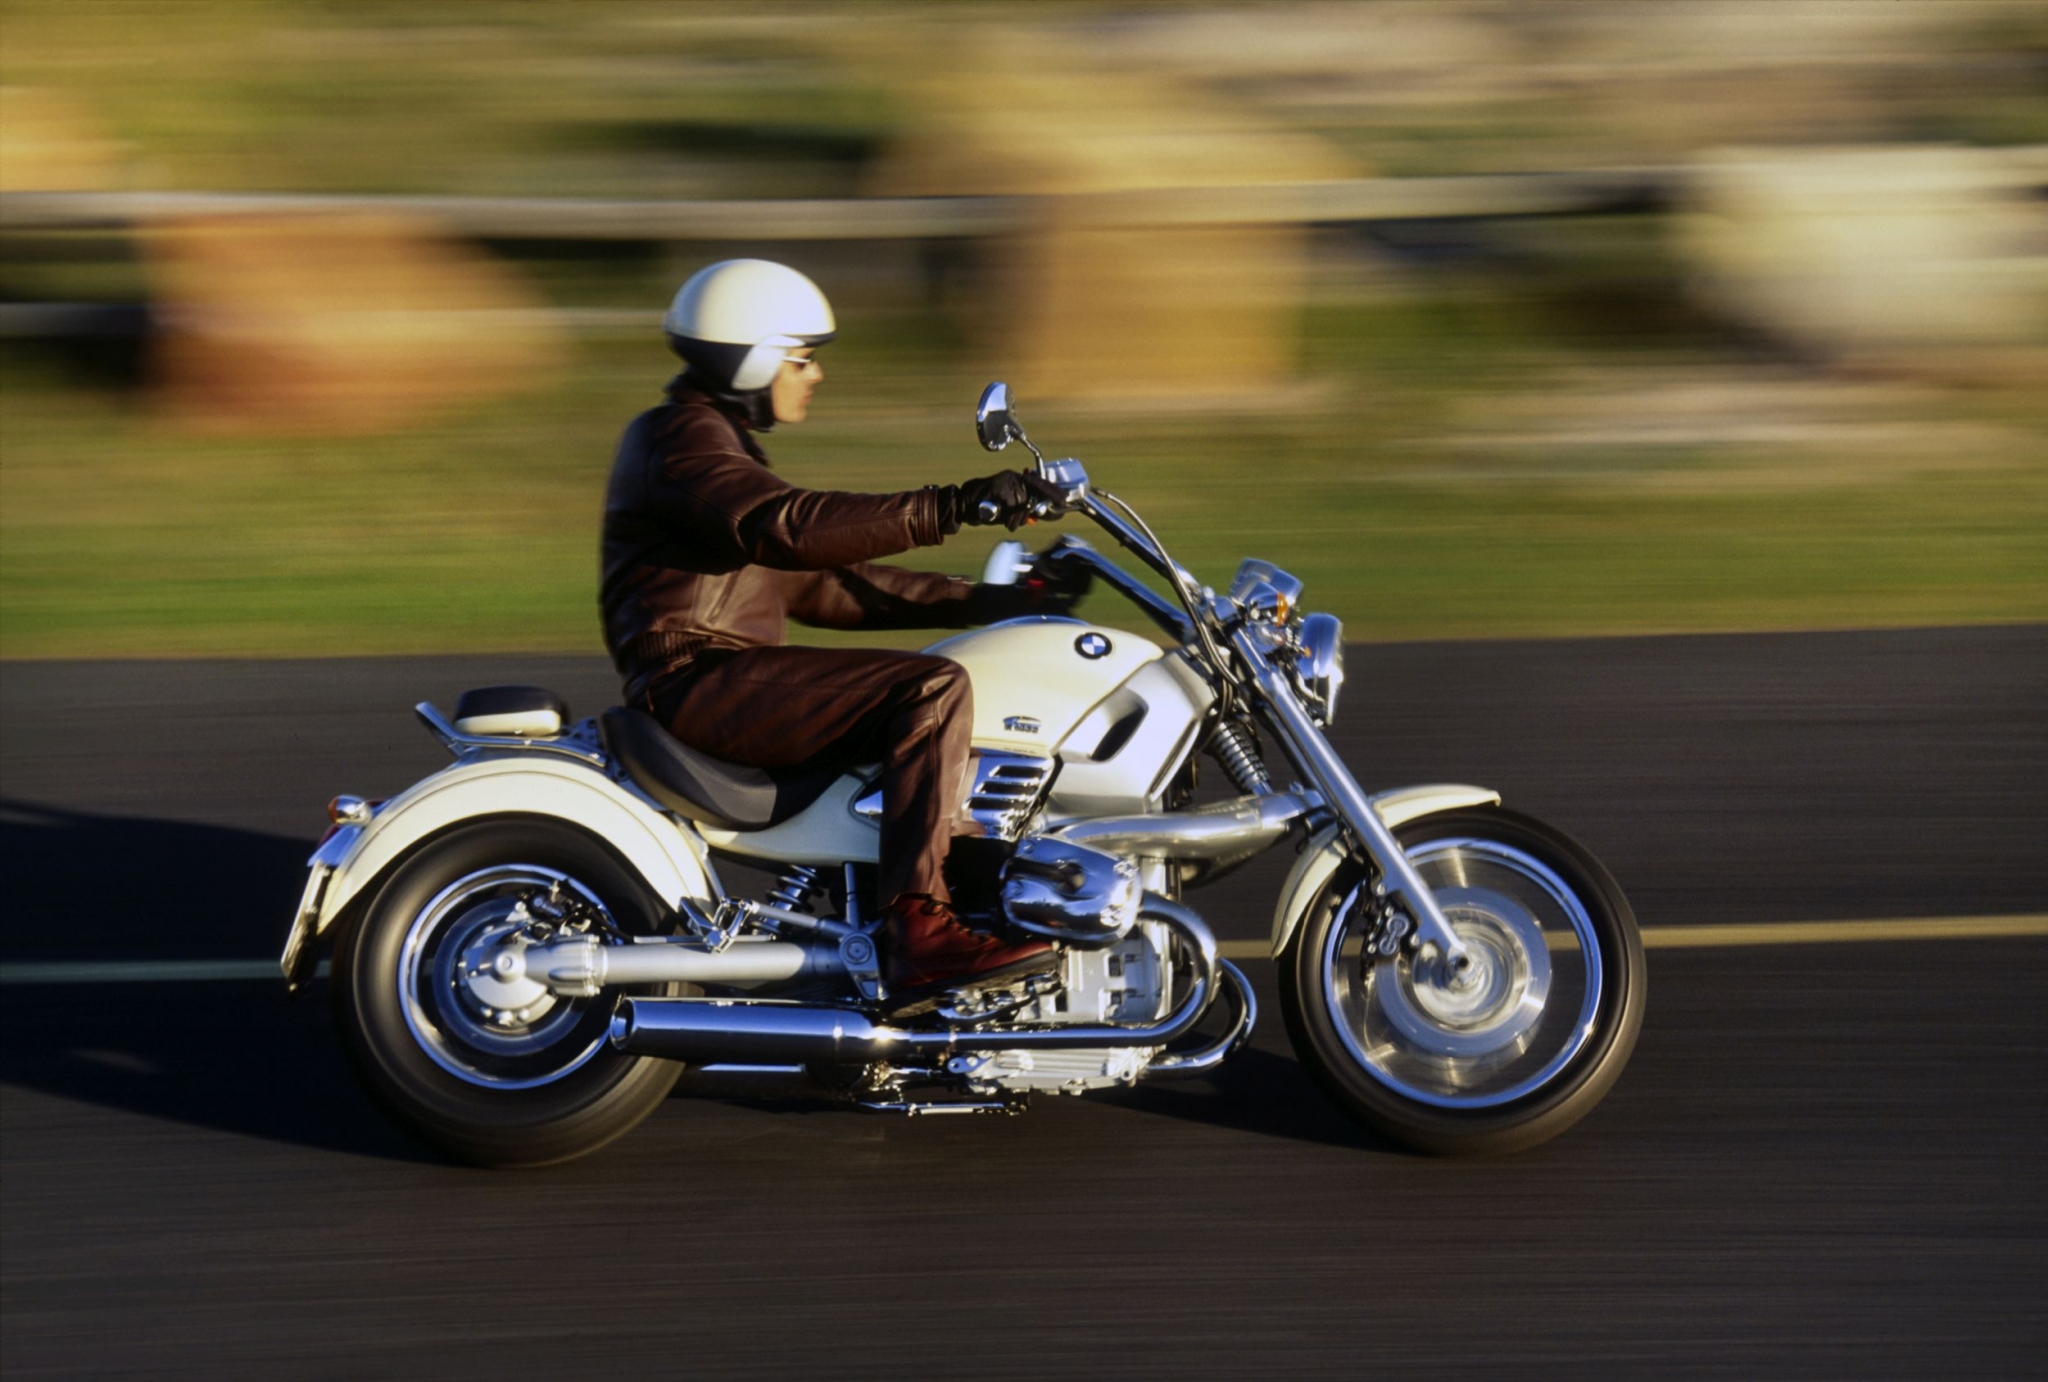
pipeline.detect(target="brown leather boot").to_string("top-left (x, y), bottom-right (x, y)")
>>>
top-left (883, 895), bottom-right (1055, 1010)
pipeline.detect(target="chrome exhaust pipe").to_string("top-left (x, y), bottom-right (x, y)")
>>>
top-left (611, 896), bottom-right (1223, 1065)
top-left (1144, 958), bottom-right (1257, 1078)
top-left (609, 998), bottom-right (906, 1066)
top-left (516, 936), bottom-right (842, 997)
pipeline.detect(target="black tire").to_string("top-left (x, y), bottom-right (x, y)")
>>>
top-left (1279, 808), bottom-right (1645, 1156)
top-left (331, 818), bottom-right (682, 1167)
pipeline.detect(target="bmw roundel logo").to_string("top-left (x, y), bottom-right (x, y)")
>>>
top-left (1075, 632), bottom-right (1112, 659)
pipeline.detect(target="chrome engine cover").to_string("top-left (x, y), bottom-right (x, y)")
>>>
top-left (947, 919), bottom-right (1173, 1095)
top-left (999, 836), bottom-right (1140, 947)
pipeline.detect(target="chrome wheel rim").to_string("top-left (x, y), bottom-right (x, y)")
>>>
top-left (1322, 838), bottom-right (1602, 1109)
top-left (398, 865), bottom-right (617, 1090)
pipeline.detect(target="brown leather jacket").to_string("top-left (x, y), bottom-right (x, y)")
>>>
top-left (600, 385), bottom-right (988, 704)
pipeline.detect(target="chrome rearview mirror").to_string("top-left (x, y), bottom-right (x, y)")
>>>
top-left (975, 381), bottom-right (1017, 452)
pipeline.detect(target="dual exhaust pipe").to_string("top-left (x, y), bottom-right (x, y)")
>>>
top-left (610, 896), bottom-right (1228, 1068)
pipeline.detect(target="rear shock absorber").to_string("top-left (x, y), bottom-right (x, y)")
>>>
top-left (765, 865), bottom-right (821, 911)
top-left (1210, 718), bottom-right (1272, 796)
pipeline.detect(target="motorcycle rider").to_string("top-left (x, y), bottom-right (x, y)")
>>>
top-left (600, 259), bottom-right (1077, 1007)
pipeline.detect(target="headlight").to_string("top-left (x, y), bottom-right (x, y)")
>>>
top-left (1296, 612), bottom-right (1345, 724)
top-left (1229, 559), bottom-right (1304, 624)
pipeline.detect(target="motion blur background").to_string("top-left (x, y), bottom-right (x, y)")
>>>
top-left (3, 0), bottom-right (2044, 658)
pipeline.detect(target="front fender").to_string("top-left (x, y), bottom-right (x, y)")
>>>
top-left (1269, 783), bottom-right (1501, 958)
top-left (316, 756), bottom-right (716, 935)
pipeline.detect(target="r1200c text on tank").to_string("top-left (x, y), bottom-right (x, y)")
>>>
top-left (282, 383), bottom-right (1646, 1164)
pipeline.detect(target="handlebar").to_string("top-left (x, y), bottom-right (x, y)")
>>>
top-left (1061, 483), bottom-right (1235, 712)
top-left (1038, 537), bottom-right (1191, 642)
top-left (975, 497), bottom-right (1060, 525)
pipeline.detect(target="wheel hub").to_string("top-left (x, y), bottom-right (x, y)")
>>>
top-left (1372, 886), bottom-right (1550, 1059)
top-left (455, 918), bottom-right (554, 1019)
top-left (399, 865), bottom-right (619, 1088)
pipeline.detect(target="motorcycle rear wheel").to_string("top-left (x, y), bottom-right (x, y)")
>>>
top-left (1279, 808), bottom-right (1645, 1156)
top-left (332, 819), bottom-right (682, 1167)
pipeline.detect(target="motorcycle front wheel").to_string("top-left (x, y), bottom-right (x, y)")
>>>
top-left (1279, 808), bottom-right (1645, 1156)
top-left (332, 819), bottom-right (683, 1167)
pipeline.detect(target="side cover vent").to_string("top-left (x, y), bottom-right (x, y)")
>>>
top-left (850, 751), bottom-right (1055, 842)
top-left (968, 753), bottom-right (1055, 841)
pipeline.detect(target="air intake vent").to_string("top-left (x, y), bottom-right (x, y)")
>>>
top-left (967, 753), bottom-right (1055, 841)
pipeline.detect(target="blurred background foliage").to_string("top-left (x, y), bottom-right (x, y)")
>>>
top-left (2, 0), bottom-right (2044, 658)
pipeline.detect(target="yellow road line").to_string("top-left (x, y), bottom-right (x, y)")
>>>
top-left (1215, 913), bottom-right (2048, 961)
top-left (1639, 913), bottom-right (2048, 949)
top-left (2, 917), bottom-right (2042, 984)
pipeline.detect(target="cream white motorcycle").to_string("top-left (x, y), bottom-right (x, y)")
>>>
top-left (282, 382), bottom-right (1645, 1166)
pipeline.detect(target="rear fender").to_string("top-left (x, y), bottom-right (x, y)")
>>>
top-left (1269, 784), bottom-right (1501, 958)
top-left (315, 756), bottom-right (716, 935)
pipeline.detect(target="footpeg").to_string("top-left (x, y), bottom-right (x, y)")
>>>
top-left (933, 971), bottom-right (1061, 1025)
top-left (857, 1095), bottom-right (1026, 1117)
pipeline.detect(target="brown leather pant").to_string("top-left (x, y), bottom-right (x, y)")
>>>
top-left (651, 646), bottom-right (973, 907)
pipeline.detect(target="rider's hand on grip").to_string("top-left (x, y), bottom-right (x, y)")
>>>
top-left (955, 471), bottom-right (1069, 531)
top-left (1027, 548), bottom-right (1093, 613)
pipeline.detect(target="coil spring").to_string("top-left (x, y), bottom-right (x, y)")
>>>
top-left (1211, 720), bottom-right (1271, 795)
top-left (766, 865), bottom-right (821, 911)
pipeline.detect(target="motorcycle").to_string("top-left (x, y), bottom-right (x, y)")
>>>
top-left (281, 381), bottom-right (1645, 1165)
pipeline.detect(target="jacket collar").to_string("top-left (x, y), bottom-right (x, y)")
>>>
top-left (666, 382), bottom-right (771, 463)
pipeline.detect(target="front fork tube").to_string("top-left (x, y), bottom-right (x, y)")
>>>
top-left (1231, 628), bottom-right (1472, 973)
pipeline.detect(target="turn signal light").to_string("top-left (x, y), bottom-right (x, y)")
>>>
top-left (328, 795), bottom-right (375, 826)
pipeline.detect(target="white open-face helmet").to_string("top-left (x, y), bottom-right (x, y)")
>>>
top-left (663, 259), bottom-right (836, 393)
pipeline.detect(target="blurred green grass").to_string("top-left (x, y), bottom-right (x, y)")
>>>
top-left (5, 2), bottom-right (2044, 658)
top-left (5, 296), bottom-right (2043, 660)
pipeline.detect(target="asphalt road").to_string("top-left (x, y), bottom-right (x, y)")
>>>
top-left (3, 625), bottom-right (2044, 1378)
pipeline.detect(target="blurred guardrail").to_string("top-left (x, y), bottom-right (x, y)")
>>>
top-left (0, 171), bottom-right (1671, 239)
top-left (6, 158), bottom-right (2039, 411)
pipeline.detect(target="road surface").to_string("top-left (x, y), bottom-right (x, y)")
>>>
top-left (3, 625), bottom-right (2043, 1377)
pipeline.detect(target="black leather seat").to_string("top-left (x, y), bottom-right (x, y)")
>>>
top-left (599, 707), bottom-right (842, 830)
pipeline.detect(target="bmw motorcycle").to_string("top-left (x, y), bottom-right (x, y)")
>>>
top-left (282, 382), bottom-right (1645, 1165)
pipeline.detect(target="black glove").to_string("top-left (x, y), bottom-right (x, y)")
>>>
top-left (952, 470), bottom-right (1069, 531)
top-left (1026, 550), bottom-right (1094, 613)
top-left (972, 549), bottom-right (1094, 621)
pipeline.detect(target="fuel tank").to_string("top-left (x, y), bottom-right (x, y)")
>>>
top-left (937, 616), bottom-right (1215, 816)
top-left (696, 618), bottom-right (1212, 865)
top-left (923, 617), bottom-right (1160, 756)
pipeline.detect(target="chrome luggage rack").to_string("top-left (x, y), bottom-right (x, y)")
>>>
top-left (414, 702), bottom-right (607, 767)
